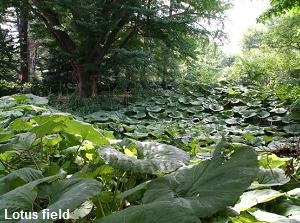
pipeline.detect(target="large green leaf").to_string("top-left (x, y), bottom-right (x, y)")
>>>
top-left (233, 189), bottom-right (284, 212)
top-left (25, 94), bottom-right (48, 105)
top-left (85, 111), bottom-right (110, 122)
top-left (30, 114), bottom-right (70, 138)
top-left (12, 105), bottom-right (46, 113)
top-left (0, 177), bottom-right (101, 223)
top-left (249, 209), bottom-right (298, 223)
top-left (30, 121), bottom-right (65, 138)
top-left (124, 131), bottom-right (149, 139)
top-left (240, 110), bottom-right (257, 118)
top-left (0, 96), bottom-right (17, 109)
top-left (20, 179), bottom-right (103, 223)
top-left (0, 110), bottom-right (23, 120)
top-left (0, 168), bottom-right (43, 184)
top-left (0, 183), bottom-right (37, 220)
top-left (267, 116), bottom-right (282, 122)
top-left (146, 105), bottom-right (163, 113)
top-left (270, 108), bottom-right (287, 114)
top-left (131, 106), bottom-right (147, 119)
top-left (269, 199), bottom-right (300, 220)
top-left (283, 124), bottom-right (300, 134)
top-left (93, 201), bottom-right (201, 223)
top-left (208, 104), bottom-right (224, 112)
top-left (258, 111), bottom-right (271, 119)
top-left (64, 119), bottom-right (109, 145)
top-left (30, 114), bottom-right (110, 144)
top-left (250, 168), bottom-right (290, 188)
top-left (0, 132), bottom-right (14, 143)
top-left (0, 133), bottom-right (36, 153)
top-left (11, 95), bottom-right (28, 103)
top-left (259, 154), bottom-right (289, 169)
top-left (9, 117), bottom-right (33, 132)
top-left (98, 141), bottom-right (189, 174)
top-left (0, 168), bottom-right (43, 195)
top-left (168, 110), bottom-right (184, 119)
top-left (287, 188), bottom-right (300, 198)
top-left (0, 175), bottom-right (59, 221)
top-left (178, 96), bottom-right (192, 105)
top-left (225, 117), bottom-right (242, 125)
top-left (142, 145), bottom-right (258, 217)
top-left (13, 133), bottom-right (36, 150)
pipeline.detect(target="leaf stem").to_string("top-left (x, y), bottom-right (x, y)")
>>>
top-left (97, 197), bottom-right (106, 217)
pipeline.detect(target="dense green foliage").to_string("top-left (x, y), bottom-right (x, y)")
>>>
top-left (226, 10), bottom-right (300, 100)
top-left (0, 0), bottom-right (229, 97)
top-left (0, 29), bottom-right (17, 79)
top-left (0, 83), bottom-right (299, 222)
top-left (260, 0), bottom-right (300, 19)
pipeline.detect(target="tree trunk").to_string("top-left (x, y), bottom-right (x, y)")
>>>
top-left (71, 62), bottom-right (98, 98)
top-left (28, 37), bottom-right (38, 79)
top-left (18, 1), bottom-right (29, 82)
top-left (169, 0), bottom-right (173, 17)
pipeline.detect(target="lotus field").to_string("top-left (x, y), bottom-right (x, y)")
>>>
top-left (0, 83), bottom-right (299, 223)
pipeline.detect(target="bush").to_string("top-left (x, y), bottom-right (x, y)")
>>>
top-left (0, 80), bottom-right (48, 97)
top-left (275, 83), bottom-right (300, 101)
top-left (0, 80), bottom-right (31, 96)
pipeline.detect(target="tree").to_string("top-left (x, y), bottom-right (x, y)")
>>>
top-left (0, 28), bottom-right (17, 80)
top-left (25, 0), bottom-right (229, 97)
top-left (0, 0), bottom-right (30, 82)
top-left (241, 27), bottom-right (265, 50)
top-left (18, 0), bottom-right (29, 82)
top-left (260, 0), bottom-right (300, 20)
top-left (226, 16), bottom-right (300, 90)
top-left (263, 14), bottom-right (300, 52)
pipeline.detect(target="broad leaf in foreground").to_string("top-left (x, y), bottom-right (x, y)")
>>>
top-left (250, 209), bottom-right (299, 223)
top-left (21, 179), bottom-right (102, 223)
top-left (233, 189), bottom-right (283, 212)
top-left (142, 145), bottom-right (258, 217)
top-left (0, 167), bottom-right (43, 185)
top-left (0, 133), bottom-right (36, 153)
top-left (0, 176), bottom-right (59, 221)
top-left (98, 141), bottom-right (189, 174)
top-left (250, 168), bottom-right (290, 189)
top-left (93, 201), bottom-right (201, 223)
top-left (64, 119), bottom-right (109, 145)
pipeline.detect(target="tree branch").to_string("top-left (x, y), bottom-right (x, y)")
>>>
top-left (29, 0), bottom-right (76, 54)
top-left (118, 26), bottom-right (137, 49)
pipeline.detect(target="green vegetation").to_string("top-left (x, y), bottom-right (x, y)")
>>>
top-left (0, 84), bottom-right (299, 222)
top-left (0, 0), bottom-right (299, 222)
top-left (226, 2), bottom-right (300, 101)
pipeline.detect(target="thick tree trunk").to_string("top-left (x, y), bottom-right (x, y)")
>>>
top-left (18, 1), bottom-right (29, 82)
top-left (71, 62), bottom-right (98, 98)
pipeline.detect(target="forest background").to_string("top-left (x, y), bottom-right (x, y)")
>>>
top-left (0, 0), bottom-right (299, 101)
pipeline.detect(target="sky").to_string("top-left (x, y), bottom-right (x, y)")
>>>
top-left (222, 0), bottom-right (270, 55)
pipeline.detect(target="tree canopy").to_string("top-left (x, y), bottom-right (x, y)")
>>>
top-left (0, 0), bottom-right (228, 97)
top-left (260, 0), bottom-right (300, 19)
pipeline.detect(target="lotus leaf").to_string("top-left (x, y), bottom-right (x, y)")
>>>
top-left (142, 145), bottom-right (258, 217)
top-left (98, 141), bottom-right (189, 174)
top-left (93, 201), bottom-right (201, 223)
